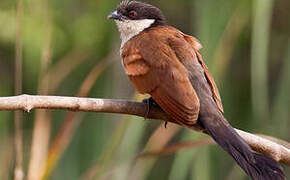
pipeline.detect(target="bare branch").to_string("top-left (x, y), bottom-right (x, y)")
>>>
top-left (1, 94), bottom-right (289, 166)
top-left (236, 129), bottom-right (290, 165)
top-left (0, 94), bottom-right (172, 122)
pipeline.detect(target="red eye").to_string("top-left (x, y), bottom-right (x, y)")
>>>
top-left (129, 11), bottom-right (137, 18)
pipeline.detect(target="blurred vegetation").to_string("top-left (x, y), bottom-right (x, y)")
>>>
top-left (0, 0), bottom-right (289, 179)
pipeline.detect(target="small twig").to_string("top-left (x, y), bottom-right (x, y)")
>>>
top-left (0, 95), bottom-right (171, 121)
top-left (0, 94), bottom-right (289, 166)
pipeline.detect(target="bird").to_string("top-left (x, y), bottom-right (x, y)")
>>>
top-left (107, 1), bottom-right (285, 179)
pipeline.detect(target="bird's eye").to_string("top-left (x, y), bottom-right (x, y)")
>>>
top-left (128, 11), bottom-right (137, 18)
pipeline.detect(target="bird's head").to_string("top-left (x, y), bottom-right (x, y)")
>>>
top-left (107, 1), bottom-right (166, 45)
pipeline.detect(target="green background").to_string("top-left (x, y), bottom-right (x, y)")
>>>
top-left (0, 0), bottom-right (289, 179)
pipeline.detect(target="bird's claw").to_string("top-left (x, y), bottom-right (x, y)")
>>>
top-left (142, 97), bottom-right (168, 128)
top-left (164, 121), bottom-right (168, 128)
top-left (142, 97), bottom-right (155, 120)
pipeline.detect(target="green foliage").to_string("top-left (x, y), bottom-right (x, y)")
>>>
top-left (0, 0), bottom-right (289, 179)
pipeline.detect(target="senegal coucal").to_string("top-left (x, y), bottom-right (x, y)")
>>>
top-left (107, 1), bottom-right (285, 179)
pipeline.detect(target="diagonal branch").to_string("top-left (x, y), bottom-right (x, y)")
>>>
top-left (1, 94), bottom-right (289, 166)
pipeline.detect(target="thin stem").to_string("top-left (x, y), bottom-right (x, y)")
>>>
top-left (14, 0), bottom-right (24, 179)
top-left (251, 0), bottom-right (273, 123)
top-left (27, 1), bottom-right (53, 179)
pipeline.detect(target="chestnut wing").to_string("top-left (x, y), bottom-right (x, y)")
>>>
top-left (122, 41), bottom-right (200, 126)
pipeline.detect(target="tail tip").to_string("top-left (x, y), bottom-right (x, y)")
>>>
top-left (249, 153), bottom-right (285, 180)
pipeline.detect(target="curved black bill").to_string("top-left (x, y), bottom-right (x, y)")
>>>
top-left (107, 10), bottom-right (123, 20)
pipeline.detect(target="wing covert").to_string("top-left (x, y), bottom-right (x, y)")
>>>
top-left (122, 34), bottom-right (200, 126)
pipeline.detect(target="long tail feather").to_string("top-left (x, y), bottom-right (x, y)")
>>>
top-left (199, 114), bottom-right (285, 180)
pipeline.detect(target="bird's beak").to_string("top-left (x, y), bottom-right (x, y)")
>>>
top-left (107, 10), bottom-right (123, 21)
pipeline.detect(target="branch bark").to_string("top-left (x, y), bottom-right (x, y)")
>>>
top-left (1, 94), bottom-right (289, 166)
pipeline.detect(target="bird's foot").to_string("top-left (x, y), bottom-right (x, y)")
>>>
top-left (164, 121), bottom-right (168, 128)
top-left (142, 97), bottom-right (158, 120)
top-left (142, 97), bottom-right (168, 128)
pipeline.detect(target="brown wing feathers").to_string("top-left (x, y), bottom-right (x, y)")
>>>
top-left (151, 80), bottom-right (200, 126)
top-left (122, 28), bottom-right (200, 125)
top-left (122, 26), bottom-right (224, 126)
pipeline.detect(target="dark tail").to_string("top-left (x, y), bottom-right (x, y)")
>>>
top-left (199, 113), bottom-right (285, 180)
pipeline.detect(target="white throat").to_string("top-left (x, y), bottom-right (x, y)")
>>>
top-left (115, 19), bottom-right (155, 48)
